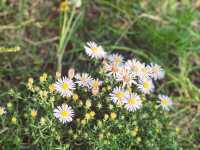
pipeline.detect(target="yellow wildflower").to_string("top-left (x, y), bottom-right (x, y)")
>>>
top-left (59, 1), bottom-right (69, 12)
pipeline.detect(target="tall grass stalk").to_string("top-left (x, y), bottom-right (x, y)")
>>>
top-left (57, 6), bottom-right (81, 74)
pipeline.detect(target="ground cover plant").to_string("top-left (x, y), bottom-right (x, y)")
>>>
top-left (0, 0), bottom-right (200, 149)
top-left (1, 41), bottom-right (178, 149)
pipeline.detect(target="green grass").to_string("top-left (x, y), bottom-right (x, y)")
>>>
top-left (0, 0), bottom-right (200, 149)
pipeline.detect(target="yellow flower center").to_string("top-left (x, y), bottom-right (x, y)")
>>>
top-left (114, 57), bottom-right (121, 64)
top-left (143, 81), bottom-right (150, 89)
top-left (161, 99), bottom-right (169, 106)
top-left (123, 75), bottom-right (130, 82)
top-left (92, 81), bottom-right (99, 89)
top-left (128, 98), bottom-right (137, 105)
top-left (116, 92), bottom-right (125, 100)
top-left (62, 82), bottom-right (69, 90)
top-left (60, 110), bottom-right (69, 118)
top-left (91, 47), bottom-right (98, 53)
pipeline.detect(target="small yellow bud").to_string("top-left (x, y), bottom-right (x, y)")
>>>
top-left (31, 109), bottom-right (37, 118)
top-left (28, 78), bottom-right (34, 84)
top-left (85, 100), bottom-right (92, 109)
top-left (43, 90), bottom-right (48, 97)
top-left (136, 137), bottom-right (142, 143)
top-left (107, 86), bottom-right (112, 90)
top-left (85, 113), bottom-right (91, 120)
top-left (99, 133), bottom-right (104, 139)
top-left (34, 86), bottom-right (40, 92)
top-left (176, 127), bottom-right (180, 134)
top-left (68, 68), bottom-right (75, 79)
top-left (97, 103), bottom-right (102, 109)
top-left (39, 90), bottom-right (43, 97)
top-left (97, 120), bottom-right (102, 127)
top-left (59, 1), bottom-right (69, 12)
top-left (110, 112), bottom-right (117, 120)
top-left (7, 102), bottom-right (13, 108)
top-left (40, 73), bottom-right (47, 82)
top-left (73, 94), bottom-right (79, 101)
top-left (49, 84), bottom-right (55, 93)
top-left (104, 114), bottom-right (109, 121)
top-left (156, 128), bottom-right (160, 133)
top-left (81, 119), bottom-right (86, 125)
top-left (89, 111), bottom-right (95, 117)
top-left (11, 117), bottom-right (17, 124)
top-left (79, 101), bottom-right (83, 107)
top-left (40, 117), bottom-right (46, 125)
top-left (131, 128), bottom-right (138, 137)
top-left (109, 104), bottom-right (114, 110)
top-left (73, 134), bottom-right (78, 140)
top-left (56, 72), bottom-right (61, 79)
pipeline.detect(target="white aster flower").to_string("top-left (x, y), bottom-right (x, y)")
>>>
top-left (158, 95), bottom-right (173, 110)
top-left (90, 78), bottom-right (102, 89)
top-left (0, 106), bottom-right (6, 116)
top-left (84, 41), bottom-right (106, 59)
top-left (104, 62), bottom-right (122, 77)
top-left (125, 59), bottom-right (145, 77)
top-left (124, 93), bottom-right (142, 111)
top-left (137, 78), bottom-right (154, 94)
top-left (140, 65), bottom-right (152, 79)
top-left (108, 53), bottom-right (124, 66)
top-left (109, 87), bottom-right (127, 105)
top-left (54, 104), bottom-right (74, 124)
top-left (116, 68), bottom-right (136, 87)
top-left (55, 76), bottom-right (75, 97)
top-left (90, 78), bottom-right (103, 95)
top-left (75, 73), bottom-right (93, 88)
top-left (149, 63), bottom-right (165, 80)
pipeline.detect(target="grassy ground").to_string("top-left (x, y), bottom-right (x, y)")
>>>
top-left (0, 0), bottom-right (200, 149)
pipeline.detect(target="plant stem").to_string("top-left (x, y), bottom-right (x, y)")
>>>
top-left (57, 7), bottom-right (76, 74)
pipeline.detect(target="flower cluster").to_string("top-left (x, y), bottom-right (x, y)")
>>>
top-left (52, 41), bottom-right (173, 124)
